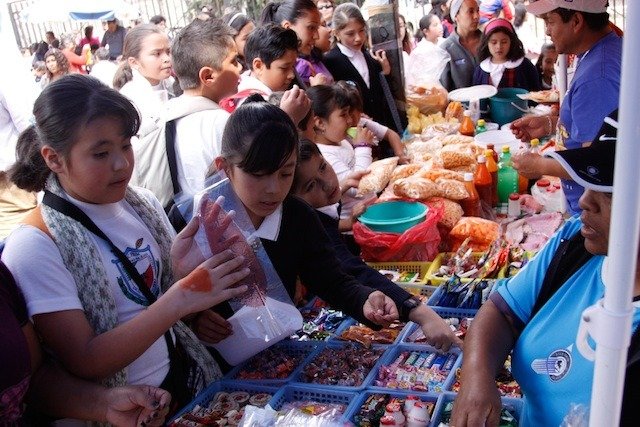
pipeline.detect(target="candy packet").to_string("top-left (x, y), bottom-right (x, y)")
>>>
top-left (193, 172), bottom-right (303, 365)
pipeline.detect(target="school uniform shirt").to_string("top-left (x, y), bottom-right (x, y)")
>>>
top-left (557, 31), bottom-right (621, 215)
top-left (89, 60), bottom-right (118, 88)
top-left (491, 218), bottom-right (640, 426)
top-left (316, 141), bottom-right (373, 221)
top-left (472, 57), bottom-right (541, 91)
top-left (120, 69), bottom-right (173, 136)
top-left (237, 72), bottom-right (272, 97)
top-left (169, 95), bottom-right (229, 196)
top-left (0, 262), bottom-right (31, 424)
top-left (439, 29), bottom-right (482, 91)
top-left (2, 188), bottom-right (176, 388)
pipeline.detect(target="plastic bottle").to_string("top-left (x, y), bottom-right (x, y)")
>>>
top-left (461, 172), bottom-right (481, 217)
top-left (475, 119), bottom-right (487, 135)
top-left (545, 183), bottom-right (567, 213)
top-left (474, 155), bottom-right (493, 208)
top-left (486, 143), bottom-right (499, 163)
top-left (460, 110), bottom-right (475, 136)
top-left (531, 178), bottom-right (550, 208)
top-left (529, 138), bottom-right (540, 153)
top-left (484, 149), bottom-right (499, 207)
top-left (497, 146), bottom-right (519, 204)
top-left (508, 193), bottom-right (521, 217)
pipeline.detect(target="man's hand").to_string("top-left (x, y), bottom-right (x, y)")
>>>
top-left (363, 291), bottom-right (398, 326)
top-left (510, 115), bottom-right (554, 141)
top-left (512, 151), bottom-right (544, 179)
top-left (104, 386), bottom-right (171, 427)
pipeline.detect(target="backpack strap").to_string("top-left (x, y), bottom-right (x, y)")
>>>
top-left (164, 119), bottom-right (181, 199)
top-left (530, 231), bottom-right (594, 319)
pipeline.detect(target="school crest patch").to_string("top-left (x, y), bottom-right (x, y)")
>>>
top-left (531, 344), bottom-right (573, 382)
top-left (112, 242), bottom-right (160, 306)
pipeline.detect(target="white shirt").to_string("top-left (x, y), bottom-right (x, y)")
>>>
top-left (168, 95), bottom-right (230, 196)
top-left (90, 60), bottom-right (118, 88)
top-left (405, 38), bottom-right (451, 87)
top-left (479, 57), bottom-right (525, 88)
top-left (2, 188), bottom-right (175, 387)
top-left (238, 72), bottom-right (273, 97)
top-left (317, 140), bottom-right (373, 221)
top-left (120, 69), bottom-right (173, 135)
top-left (252, 205), bottom-right (283, 241)
top-left (337, 43), bottom-right (370, 88)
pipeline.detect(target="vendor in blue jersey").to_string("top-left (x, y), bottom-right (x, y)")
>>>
top-left (450, 111), bottom-right (640, 427)
top-left (508, 0), bottom-right (621, 215)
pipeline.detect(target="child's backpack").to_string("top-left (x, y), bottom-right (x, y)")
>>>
top-left (130, 97), bottom-right (220, 211)
top-left (219, 89), bottom-right (266, 113)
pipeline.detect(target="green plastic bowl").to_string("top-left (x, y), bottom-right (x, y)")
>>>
top-left (358, 201), bottom-right (428, 233)
top-left (489, 88), bottom-right (529, 126)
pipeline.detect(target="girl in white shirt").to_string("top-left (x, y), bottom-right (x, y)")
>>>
top-left (2, 75), bottom-right (249, 415)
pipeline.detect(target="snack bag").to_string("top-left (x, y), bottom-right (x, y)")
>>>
top-left (449, 217), bottom-right (500, 252)
top-left (357, 157), bottom-right (399, 196)
top-left (193, 173), bottom-right (303, 365)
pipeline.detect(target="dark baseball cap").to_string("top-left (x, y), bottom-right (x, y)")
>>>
top-left (547, 110), bottom-right (618, 192)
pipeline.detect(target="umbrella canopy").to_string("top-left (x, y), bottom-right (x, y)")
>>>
top-left (20, 0), bottom-right (139, 23)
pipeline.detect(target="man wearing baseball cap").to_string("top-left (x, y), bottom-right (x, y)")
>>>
top-left (510, 0), bottom-right (621, 216)
top-left (451, 110), bottom-right (640, 426)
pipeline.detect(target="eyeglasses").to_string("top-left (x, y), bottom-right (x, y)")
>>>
top-left (318, 5), bottom-right (333, 10)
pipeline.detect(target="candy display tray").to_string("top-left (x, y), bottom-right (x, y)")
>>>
top-left (343, 389), bottom-right (441, 427)
top-left (431, 392), bottom-right (524, 426)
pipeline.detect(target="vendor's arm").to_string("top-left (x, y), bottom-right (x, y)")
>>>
top-left (512, 152), bottom-right (571, 180)
top-left (510, 114), bottom-right (557, 142)
top-left (450, 299), bottom-right (517, 427)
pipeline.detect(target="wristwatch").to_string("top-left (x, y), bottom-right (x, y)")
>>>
top-left (400, 296), bottom-right (422, 321)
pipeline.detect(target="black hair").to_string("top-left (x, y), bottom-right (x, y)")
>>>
top-left (113, 24), bottom-right (166, 90)
top-left (9, 75), bottom-right (140, 192)
top-left (150, 15), bottom-right (166, 25)
top-left (535, 43), bottom-right (556, 78)
top-left (334, 80), bottom-right (363, 112)
top-left (84, 25), bottom-right (94, 39)
top-left (259, 0), bottom-right (318, 26)
top-left (306, 84), bottom-right (349, 120)
top-left (398, 14), bottom-right (412, 54)
top-left (417, 12), bottom-right (439, 41)
top-left (171, 18), bottom-right (236, 90)
top-left (513, 4), bottom-right (527, 28)
top-left (553, 7), bottom-right (610, 31)
top-left (244, 24), bottom-right (298, 69)
top-left (218, 101), bottom-right (298, 175)
top-left (292, 138), bottom-right (322, 190)
top-left (477, 25), bottom-right (525, 62)
top-left (223, 11), bottom-right (252, 33)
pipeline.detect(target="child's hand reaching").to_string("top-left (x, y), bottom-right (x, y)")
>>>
top-left (363, 291), bottom-right (398, 326)
top-left (279, 85), bottom-right (311, 127)
top-left (339, 170), bottom-right (370, 195)
top-left (309, 73), bottom-right (331, 86)
top-left (371, 49), bottom-right (391, 75)
top-left (192, 309), bottom-right (233, 344)
top-left (354, 125), bottom-right (375, 147)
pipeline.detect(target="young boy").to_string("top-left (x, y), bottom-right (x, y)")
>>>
top-left (237, 24), bottom-right (299, 98)
top-left (167, 18), bottom-right (241, 197)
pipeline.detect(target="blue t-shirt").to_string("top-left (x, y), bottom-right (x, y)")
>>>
top-left (558, 31), bottom-right (621, 215)
top-left (493, 218), bottom-right (640, 426)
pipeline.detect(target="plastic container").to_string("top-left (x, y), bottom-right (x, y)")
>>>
top-left (367, 261), bottom-right (432, 286)
top-left (268, 384), bottom-right (358, 413)
top-left (344, 390), bottom-right (441, 427)
top-left (359, 201), bottom-right (428, 233)
top-left (431, 392), bottom-right (524, 426)
top-left (460, 173), bottom-right (481, 217)
top-left (369, 344), bottom-right (462, 393)
top-left (531, 178), bottom-right (567, 213)
top-left (489, 88), bottom-right (529, 126)
top-left (484, 149), bottom-right (499, 207)
top-left (224, 340), bottom-right (322, 385)
top-left (170, 380), bottom-right (278, 424)
top-left (474, 129), bottom-right (520, 153)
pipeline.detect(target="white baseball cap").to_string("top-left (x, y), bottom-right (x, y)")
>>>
top-left (526, 0), bottom-right (608, 15)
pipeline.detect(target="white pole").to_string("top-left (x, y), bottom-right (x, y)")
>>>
top-left (586, 3), bottom-right (640, 425)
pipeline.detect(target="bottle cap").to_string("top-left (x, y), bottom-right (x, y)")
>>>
top-left (464, 172), bottom-right (474, 181)
top-left (536, 178), bottom-right (550, 188)
top-left (530, 138), bottom-right (540, 146)
top-left (484, 149), bottom-right (494, 157)
top-left (509, 193), bottom-right (520, 201)
top-left (487, 143), bottom-right (495, 149)
top-left (463, 110), bottom-right (471, 117)
top-left (477, 154), bottom-right (486, 163)
top-left (502, 145), bottom-right (510, 153)
top-left (477, 119), bottom-right (486, 126)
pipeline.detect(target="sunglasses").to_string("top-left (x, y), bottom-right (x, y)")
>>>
top-left (318, 5), bottom-right (333, 10)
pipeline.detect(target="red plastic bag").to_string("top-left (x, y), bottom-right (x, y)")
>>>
top-left (353, 203), bottom-right (442, 262)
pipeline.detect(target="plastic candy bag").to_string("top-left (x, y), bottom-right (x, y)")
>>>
top-left (193, 172), bottom-right (302, 365)
top-left (353, 203), bottom-right (442, 262)
top-left (449, 217), bottom-right (500, 252)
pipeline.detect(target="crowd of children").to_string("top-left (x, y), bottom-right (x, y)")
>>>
top-left (0, 1), bottom-right (560, 424)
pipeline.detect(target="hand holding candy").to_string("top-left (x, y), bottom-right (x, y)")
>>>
top-left (364, 291), bottom-right (398, 327)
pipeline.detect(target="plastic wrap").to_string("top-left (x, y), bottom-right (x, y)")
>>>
top-left (193, 172), bottom-right (302, 365)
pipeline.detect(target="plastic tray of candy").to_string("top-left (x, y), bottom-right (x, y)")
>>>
top-left (427, 252), bottom-right (507, 286)
top-left (169, 380), bottom-right (277, 426)
top-left (399, 283), bottom-right (440, 301)
top-left (426, 280), bottom-right (494, 313)
top-left (401, 307), bottom-right (477, 345)
top-left (335, 318), bottom-right (409, 346)
top-left (268, 383), bottom-right (359, 418)
top-left (366, 261), bottom-right (432, 286)
top-left (343, 390), bottom-right (441, 427)
top-left (368, 344), bottom-right (462, 393)
top-left (287, 304), bottom-right (352, 342)
top-left (431, 392), bottom-right (524, 426)
top-left (223, 340), bottom-right (323, 385)
top-left (291, 341), bottom-right (389, 391)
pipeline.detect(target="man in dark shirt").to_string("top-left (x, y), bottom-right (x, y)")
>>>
top-left (101, 18), bottom-right (127, 60)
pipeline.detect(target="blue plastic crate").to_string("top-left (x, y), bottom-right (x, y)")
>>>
top-left (224, 340), bottom-right (323, 385)
top-left (292, 342), bottom-right (389, 391)
top-left (368, 344), bottom-right (462, 393)
top-left (334, 318), bottom-right (409, 346)
top-left (431, 392), bottom-right (524, 426)
top-left (427, 285), bottom-right (488, 315)
top-left (170, 380), bottom-right (278, 424)
top-left (344, 390), bottom-right (441, 427)
top-left (268, 384), bottom-right (358, 419)
top-left (401, 307), bottom-right (477, 345)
